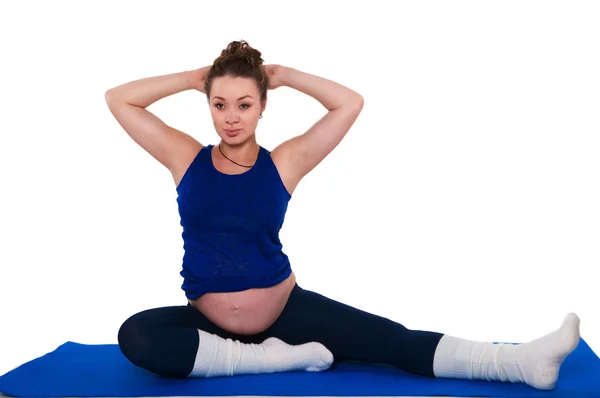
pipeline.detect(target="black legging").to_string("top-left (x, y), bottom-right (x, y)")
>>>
top-left (118, 283), bottom-right (444, 378)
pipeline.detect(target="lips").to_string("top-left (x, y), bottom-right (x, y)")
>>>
top-left (224, 129), bottom-right (241, 137)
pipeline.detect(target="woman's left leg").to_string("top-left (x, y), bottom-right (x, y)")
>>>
top-left (262, 283), bottom-right (444, 377)
top-left (262, 284), bottom-right (581, 391)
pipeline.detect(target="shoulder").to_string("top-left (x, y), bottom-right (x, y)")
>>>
top-left (171, 140), bottom-right (205, 188)
top-left (268, 141), bottom-right (301, 196)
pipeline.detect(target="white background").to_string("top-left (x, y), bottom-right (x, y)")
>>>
top-left (1, 0), bottom-right (598, 378)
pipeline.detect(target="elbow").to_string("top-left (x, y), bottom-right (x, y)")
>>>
top-left (355, 94), bottom-right (364, 108)
top-left (346, 94), bottom-right (364, 112)
top-left (105, 87), bottom-right (125, 102)
top-left (105, 89), bottom-right (116, 103)
top-left (105, 89), bottom-right (127, 107)
top-left (347, 93), bottom-right (364, 108)
top-left (333, 94), bottom-right (363, 113)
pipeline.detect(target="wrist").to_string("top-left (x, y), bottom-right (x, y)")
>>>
top-left (191, 66), bottom-right (211, 93)
top-left (279, 66), bottom-right (296, 87)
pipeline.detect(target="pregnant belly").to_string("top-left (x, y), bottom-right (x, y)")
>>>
top-left (189, 272), bottom-right (296, 335)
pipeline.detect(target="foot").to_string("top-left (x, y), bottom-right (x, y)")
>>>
top-left (515, 312), bottom-right (580, 390)
top-left (262, 337), bottom-right (334, 372)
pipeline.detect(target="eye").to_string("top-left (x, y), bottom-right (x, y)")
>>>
top-left (214, 103), bottom-right (250, 110)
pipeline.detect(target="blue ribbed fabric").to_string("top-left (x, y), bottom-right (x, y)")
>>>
top-left (175, 144), bottom-right (292, 300)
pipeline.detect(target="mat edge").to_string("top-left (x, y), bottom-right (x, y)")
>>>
top-left (1, 395), bottom-right (476, 398)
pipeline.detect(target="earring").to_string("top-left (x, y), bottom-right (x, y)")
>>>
top-left (259, 114), bottom-right (263, 119)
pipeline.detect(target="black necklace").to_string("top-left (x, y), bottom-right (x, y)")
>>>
top-left (218, 142), bottom-right (255, 168)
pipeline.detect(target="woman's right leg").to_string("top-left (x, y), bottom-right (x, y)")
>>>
top-left (118, 304), bottom-right (240, 377)
top-left (117, 304), bottom-right (333, 378)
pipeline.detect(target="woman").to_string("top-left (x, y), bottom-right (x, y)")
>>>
top-left (105, 40), bottom-right (580, 390)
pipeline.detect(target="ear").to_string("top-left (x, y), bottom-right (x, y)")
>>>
top-left (261, 99), bottom-right (267, 115)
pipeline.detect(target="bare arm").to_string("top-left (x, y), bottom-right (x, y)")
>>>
top-left (271, 67), bottom-right (364, 186)
top-left (104, 67), bottom-right (209, 174)
top-left (105, 68), bottom-right (206, 107)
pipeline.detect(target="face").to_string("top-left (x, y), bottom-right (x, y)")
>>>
top-left (208, 75), bottom-right (265, 144)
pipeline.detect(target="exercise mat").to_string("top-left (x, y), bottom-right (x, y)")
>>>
top-left (1, 338), bottom-right (599, 397)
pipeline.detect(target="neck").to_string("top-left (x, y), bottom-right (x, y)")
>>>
top-left (218, 140), bottom-right (259, 168)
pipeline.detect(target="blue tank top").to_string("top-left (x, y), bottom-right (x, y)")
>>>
top-left (175, 144), bottom-right (293, 300)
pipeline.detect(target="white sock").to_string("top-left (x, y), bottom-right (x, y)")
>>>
top-left (189, 330), bottom-right (334, 377)
top-left (433, 313), bottom-right (580, 390)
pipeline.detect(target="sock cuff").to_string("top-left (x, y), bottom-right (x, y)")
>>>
top-left (432, 334), bottom-right (471, 379)
top-left (190, 329), bottom-right (220, 377)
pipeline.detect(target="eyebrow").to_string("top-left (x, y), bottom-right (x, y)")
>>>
top-left (212, 95), bottom-right (254, 101)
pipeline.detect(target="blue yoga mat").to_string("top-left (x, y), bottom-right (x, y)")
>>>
top-left (1, 338), bottom-right (599, 397)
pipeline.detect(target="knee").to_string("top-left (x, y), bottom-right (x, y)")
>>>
top-left (118, 313), bottom-right (153, 366)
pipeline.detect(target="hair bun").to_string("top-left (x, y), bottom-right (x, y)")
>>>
top-left (219, 40), bottom-right (264, 67)
top-left (205, 40), bottom-right (268, 102)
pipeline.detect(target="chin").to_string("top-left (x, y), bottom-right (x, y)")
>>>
top-left (221, 134), bottom-right (241, 143)
top-left (221, 131), bottom-right (254, 144)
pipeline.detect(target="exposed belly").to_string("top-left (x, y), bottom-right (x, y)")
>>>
top-left (188, 272), bottom-right (296, 335)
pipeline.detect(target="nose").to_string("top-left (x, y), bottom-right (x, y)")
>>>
top-left (225, 108), bottom-right (240, 124)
